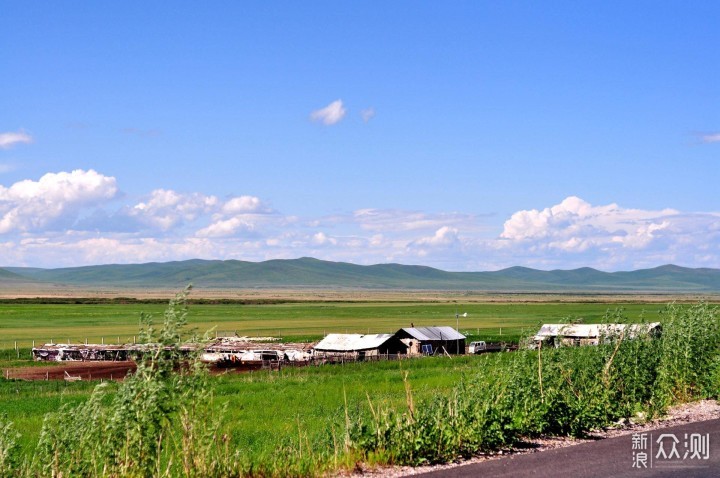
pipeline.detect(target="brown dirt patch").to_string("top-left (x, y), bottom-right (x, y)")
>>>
top-left (7, 361), bottom-right (136, 381)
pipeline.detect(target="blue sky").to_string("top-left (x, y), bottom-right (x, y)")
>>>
top-left (1, 1), bottom-right (719, 270)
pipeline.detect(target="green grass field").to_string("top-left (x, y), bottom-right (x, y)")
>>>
top-left (0, 301), bottom-right (673, 349)
top-left (0, 298), bottom-right (717, 476)
top-left (0, 354), bottom-right (509, 465)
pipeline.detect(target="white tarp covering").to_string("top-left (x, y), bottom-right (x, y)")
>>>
top-left (314, 333), bottom-right (397, 352)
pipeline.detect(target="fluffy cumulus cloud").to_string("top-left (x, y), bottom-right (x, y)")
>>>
top-left (129, 189), bottom-right (219, 231)
top-left (0, 169), bottom-right (118, 234)
top-left (196, 217), bottom-right (256, 238)
top-left (0, 130), bottom-right (32, 149)
top-left (500, 196), bottom-right (677, 250)
top-left (196, 195), bottom-right (275, 238)
top-left (2, 170), bottom-right (720, 272)
top-left (496, 196), bottom-right (720, 269)
top-left (310, 100), bottom-right (346, 125)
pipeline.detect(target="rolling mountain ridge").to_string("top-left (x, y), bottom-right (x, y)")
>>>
top-left (2, 258), bottom-right (720, 292)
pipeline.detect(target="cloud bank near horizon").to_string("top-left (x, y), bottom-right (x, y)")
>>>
top-left (0, 169), bottom-right (718, 271)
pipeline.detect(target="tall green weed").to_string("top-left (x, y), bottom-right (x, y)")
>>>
top-left (350, 303), bottom-right (720, 466)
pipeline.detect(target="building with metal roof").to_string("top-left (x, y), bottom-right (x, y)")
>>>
top-left (313, 333), bottom-right (408, 360)
top-left (533, 322), bottom-right (661, 347)
top-left (394, 326), bottom-right (466, 355)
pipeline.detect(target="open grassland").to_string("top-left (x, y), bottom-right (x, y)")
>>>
top-left (0, 356), bottom-right (493, 463)
top-left (0, 294), bottom-right (717, 477)
top-left (0, 299), bottom-right (694, 349)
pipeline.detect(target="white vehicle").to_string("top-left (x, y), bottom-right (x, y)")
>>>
top-left (468, 341), bottom-right (487, 354)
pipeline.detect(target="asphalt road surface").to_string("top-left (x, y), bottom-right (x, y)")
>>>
top-left (414, 418), bottom-right (720, 478)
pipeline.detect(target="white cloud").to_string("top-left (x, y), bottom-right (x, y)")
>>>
top-left (0, 130), bottom-right (32, 149)
top-left (310, 100), bottom-right (346, 125)
top-left (312, 231), bottom-right (337, 246)
top-left (361, 107), bottom-right (376, 122)
top-left (195, 195), bottom-right (275, 237)
top-left (0, 169), bottom-right (118, 234)
top-left (415, 226), bottom-right (460, 246)
top-left (496, 196), bottom-right (716, 269)
top-left (196, 217), bottom-right (255, 238)
top-left (130, 189), bottom-right (219, 231)
top-left (3, 171), bottom-right (720, 272)
top-left (221, 196), bottom-right (267, 215)
top-left (500, 196), bottom-right (678, 248)
top-left (701, 133), bottom-right (720, 143)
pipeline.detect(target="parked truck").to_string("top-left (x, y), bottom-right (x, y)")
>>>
top-left (468, 341), bottom-right (487, 354)
top-left (468, 341), bottom-right (515, 354)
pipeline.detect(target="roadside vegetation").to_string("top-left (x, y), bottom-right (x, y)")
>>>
top-left (0, 294), bottom-right (717, 476)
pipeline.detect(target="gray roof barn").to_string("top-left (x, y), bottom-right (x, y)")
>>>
top-left (396, 326), bottom-right (465, 342)
top-left (394, 326), bottom-right (466, 355)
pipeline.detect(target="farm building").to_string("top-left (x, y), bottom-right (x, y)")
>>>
top-left (533, 322), bottom-right (662, 347)
top-left (202, 336), bottom-right (314, 366)
top-left (32, 343), bottom-right (132, 362)
top-left (394, 326), bottom-right (466, 355)
top-left (313, 333), bottom-right (408, 361)
top-left (31, 336), bottom-right (313, 367)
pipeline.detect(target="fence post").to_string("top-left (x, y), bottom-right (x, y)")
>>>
top-left (101, 337), bottom-right (104, 345)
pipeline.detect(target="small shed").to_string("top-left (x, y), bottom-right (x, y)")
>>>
top-left (313, 333), bottom-right (408, 360)
top-left (533, 322), bottom-right (661, 347)
top-left (394, 326), bottom-right (466, 355)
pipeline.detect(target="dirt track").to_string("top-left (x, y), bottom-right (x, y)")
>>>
top-left (7, 361), bottom-right (137, 381)
top-left (5, 361), bottom-right (285, 381)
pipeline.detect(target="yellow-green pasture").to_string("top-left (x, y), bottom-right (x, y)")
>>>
top-left (0, 300), bottom-right (673, 349)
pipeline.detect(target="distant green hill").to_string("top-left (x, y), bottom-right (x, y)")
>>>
top-left (4, 258), bottom-right (720, 292)
top-left (0, 267), bottom-right (36, 283)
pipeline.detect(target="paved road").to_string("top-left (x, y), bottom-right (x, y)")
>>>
top-left (414, 419), bottom-right (720, 478)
